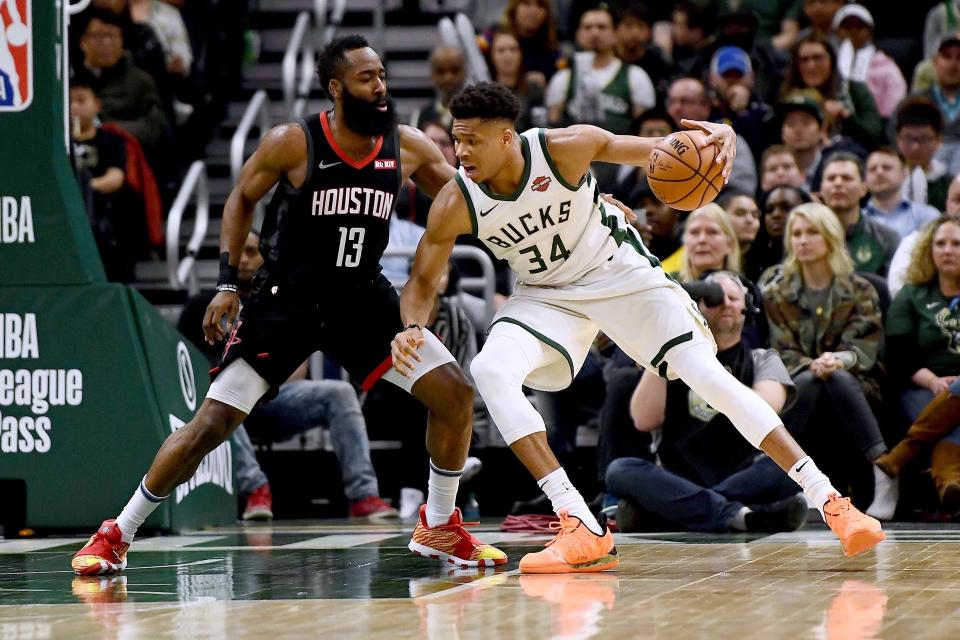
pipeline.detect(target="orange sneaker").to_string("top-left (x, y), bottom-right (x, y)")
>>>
top-left (71, 519), bottom-right (130, 576)
top-left (824, 494), bottom-right (885, 557)
top-left (519, 510), bottom-right (618, 574)
top-left (408, 505), bottom-right (507, 568)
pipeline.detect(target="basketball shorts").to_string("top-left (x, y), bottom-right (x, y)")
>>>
top-left (206, 273), bottom-right (455, 414)
top-left (490, 242), bottom-right (716, 392)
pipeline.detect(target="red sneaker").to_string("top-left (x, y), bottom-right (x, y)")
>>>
top-left (242, 483), bottom-right (273, 521)
top-left (409, 505), bottom-right (507, 568)
top-left (350, 496), bottom-right (400, 522)
top-left (71, 520), bottom-right (129, 576)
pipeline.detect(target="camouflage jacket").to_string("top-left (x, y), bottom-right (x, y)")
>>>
top-left (763, 270), bottom-right (885, 401)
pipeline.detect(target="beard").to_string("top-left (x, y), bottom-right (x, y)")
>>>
top-left (340, 87), bottom-right (397, 137)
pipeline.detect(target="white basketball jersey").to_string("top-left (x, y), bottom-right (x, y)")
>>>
top-left (455, 128), bottom-right (630, 287)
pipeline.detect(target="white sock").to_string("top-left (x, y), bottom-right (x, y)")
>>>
top-left (115, 476), bottom-right (168, 544)
top-left (425, 460), bottom-right (461, 528)
top-left (729, 506), bottom-right (751, 531)
top-left (866, 464), bottom-right (899, 521)
top-left (538, 467), bottom-right (604, 536)
top-left (787, 456), bottom-right (836, 521)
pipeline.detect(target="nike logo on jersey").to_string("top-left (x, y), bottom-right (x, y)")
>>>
top-left (479, 204), bottom-right (499, 217)
top-left (318, 160), bottom-right (342, 170)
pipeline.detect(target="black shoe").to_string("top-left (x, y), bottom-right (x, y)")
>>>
top-left (510, 494), bottom-right (554, 515)
top-left (942, 483), bottom-right (960, 517)
top-left (744, 493), bottom-right (809, 533)
top-left (616, 499), bottom-right (642, 533)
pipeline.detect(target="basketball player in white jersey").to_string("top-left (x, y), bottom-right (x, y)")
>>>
top-left (392, 83), bottom-right (885, 573)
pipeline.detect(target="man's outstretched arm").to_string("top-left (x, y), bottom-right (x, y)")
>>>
top-left (393, 180), bottom-right (473, 375)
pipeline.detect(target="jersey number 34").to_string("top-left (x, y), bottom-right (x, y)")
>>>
top-left (518, 233), bottom-right (570, 274)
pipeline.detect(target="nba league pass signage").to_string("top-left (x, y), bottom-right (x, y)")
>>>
top-left (0, 0), bottom-right (31, 112)
top-left (0, 313), bottom-right (82, 453)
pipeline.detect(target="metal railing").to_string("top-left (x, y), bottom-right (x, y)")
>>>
top-left (282, 11), bottom-right (315, 118)
top-left (437, 13), bottom-right (490, 84)
top-left (166, 161), bottom-right (210, 294)
top-left (382, 245), bottom-right (498, 324)
top-left (230, 89), bottom-right (271, 184)
top-left (328, 0), bottom-right (347, 43)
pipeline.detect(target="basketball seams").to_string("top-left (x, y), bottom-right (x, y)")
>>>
top-left (648, 130), bottom-right (725, 210)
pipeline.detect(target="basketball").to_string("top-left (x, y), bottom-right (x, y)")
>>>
top-left (646, 129), bottom-right (725, 211)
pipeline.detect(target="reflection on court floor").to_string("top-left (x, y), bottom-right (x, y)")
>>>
top-left (1, 521), bottom-right (959, 639)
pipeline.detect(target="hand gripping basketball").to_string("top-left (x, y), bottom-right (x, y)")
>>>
top-left (203, 291), bottom-right (240, 345)
top-left (646, 120), bottom-right (737, 211)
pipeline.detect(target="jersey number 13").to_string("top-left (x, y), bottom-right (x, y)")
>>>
top-left (336, 227), bottom-right (365, 267)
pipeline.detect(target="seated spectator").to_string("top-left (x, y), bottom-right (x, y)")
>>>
top-left (760, 144), bottom-right (806, 192)
top-left (878, 215), bottom-right (960, 516)
top-left (629, 180), bottom-right (682, 263)
top-left (764, 202), bottom-right (898, 519)
top-left (128, 0), bottom-right (193, 122)
top-left (177, 230), bottom-right (398, 521)
top-left (85, 0), bottom-right (167, 99)
top-left (73, 9), bottom-right (170, 156)
top-left (70, 81), bottom-right (142, 283)
top-left (485, 28), bottom-right (546, 130)
top-left (889, 174), bottom-right (960, 296)
top-left (819, 152), bottom-right (900, 275)
top-left (722, 193), bottom-right (762, 258)
top-left (692, 7), bottom-right (788, 107)
top-left (614, 3), bottom-right (671, 97)
top-left (666, 77), bottom-right (757, 196)
top-left (896, 97), bottom-right (953, 212)
top-left (606, 272), bottom-right (806, 534)
top-left (716, 0), bottom-right (802, 51)
top-left (673, 203), bottom-right (769, 348)
top-left (780, 33), bottom-right (884, 152)
top-left (924, 2), bottom-right (960, 57)
top-left (778, 94), bottom-right (867, 193)
top-left (611, 108), bottom-right (677, 202)
top-left (865, 147), bottom-right (941, 239)
top-left (482, 0), bottom-right (561, 84)
top-left (416, 46), bottom-right (466, 131)
top-left (667, 2), bottom-right (714, 76)
top-left (916, 35), bottom-right (960, 173)
top-left (393, 121), bottom-right (455, 227)
top-left (796, 0), bottom-right (843, 47)
top-left (708, 46), bottom-right (776, 159)
top-left (833, 4), bottom-right (907, 122)
top-left (546, 5), bottom-right (655, 135)
top-left (746, 186), bottom-right (812, 284)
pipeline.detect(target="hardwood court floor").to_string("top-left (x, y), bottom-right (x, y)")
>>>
top-left (1, 521), bottom-right (959, 639)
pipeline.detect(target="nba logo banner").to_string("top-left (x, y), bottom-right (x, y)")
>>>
top-left (0, 0), bottom-right (31, 111)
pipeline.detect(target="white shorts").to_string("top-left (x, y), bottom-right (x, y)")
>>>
top-left (490, 243), bottom-right (716, 391)
top-left (206, 329), bottom-right (455, 414)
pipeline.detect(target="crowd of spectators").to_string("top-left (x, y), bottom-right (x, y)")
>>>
top-left (64, 0), bottom-right (960, 525)
top-left (67, 0), bottom-right (249, 282)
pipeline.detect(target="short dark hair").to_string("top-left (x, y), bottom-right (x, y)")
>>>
top-left (896, 97), bottom-right (945, 135)
top-left (868, 146), bottom-right (904, 165)
top-left (316, 35), bottom-right (374, 98)
top-left (449, 82), bottom-right (521, 124)
top-left (69, 80), bottom-right (96, 95)
top-left (629, 107), bottom-right (678, 136)
top-left (761, 144), bottom-right (797, 167)
top-left (617, 3), bottom-right (651, 26)
top-left (81, 8), bottom-right (125, 34)
top-left (822, 150), bottom-right (866, 180)
top-left (674, 2), bottom-right (712, 34)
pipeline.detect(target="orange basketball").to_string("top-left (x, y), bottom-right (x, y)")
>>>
top-left (646, 129), bottom-right (725, 211)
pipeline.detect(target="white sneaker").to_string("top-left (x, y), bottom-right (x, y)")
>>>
top-left (865, 465), bottom-right (899, 521)
top-left (461, 456), bottom-right (483, 483)
top-left (399, 487), bottom-right (425, 520)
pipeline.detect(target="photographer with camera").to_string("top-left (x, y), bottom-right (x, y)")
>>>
top-left (604, 272), bottom-right (808, 533)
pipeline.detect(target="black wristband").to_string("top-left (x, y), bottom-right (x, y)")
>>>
top-left (218, 252), bottom-right (238, 287)
top-left (405, 323), bottom-right (422, 330)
